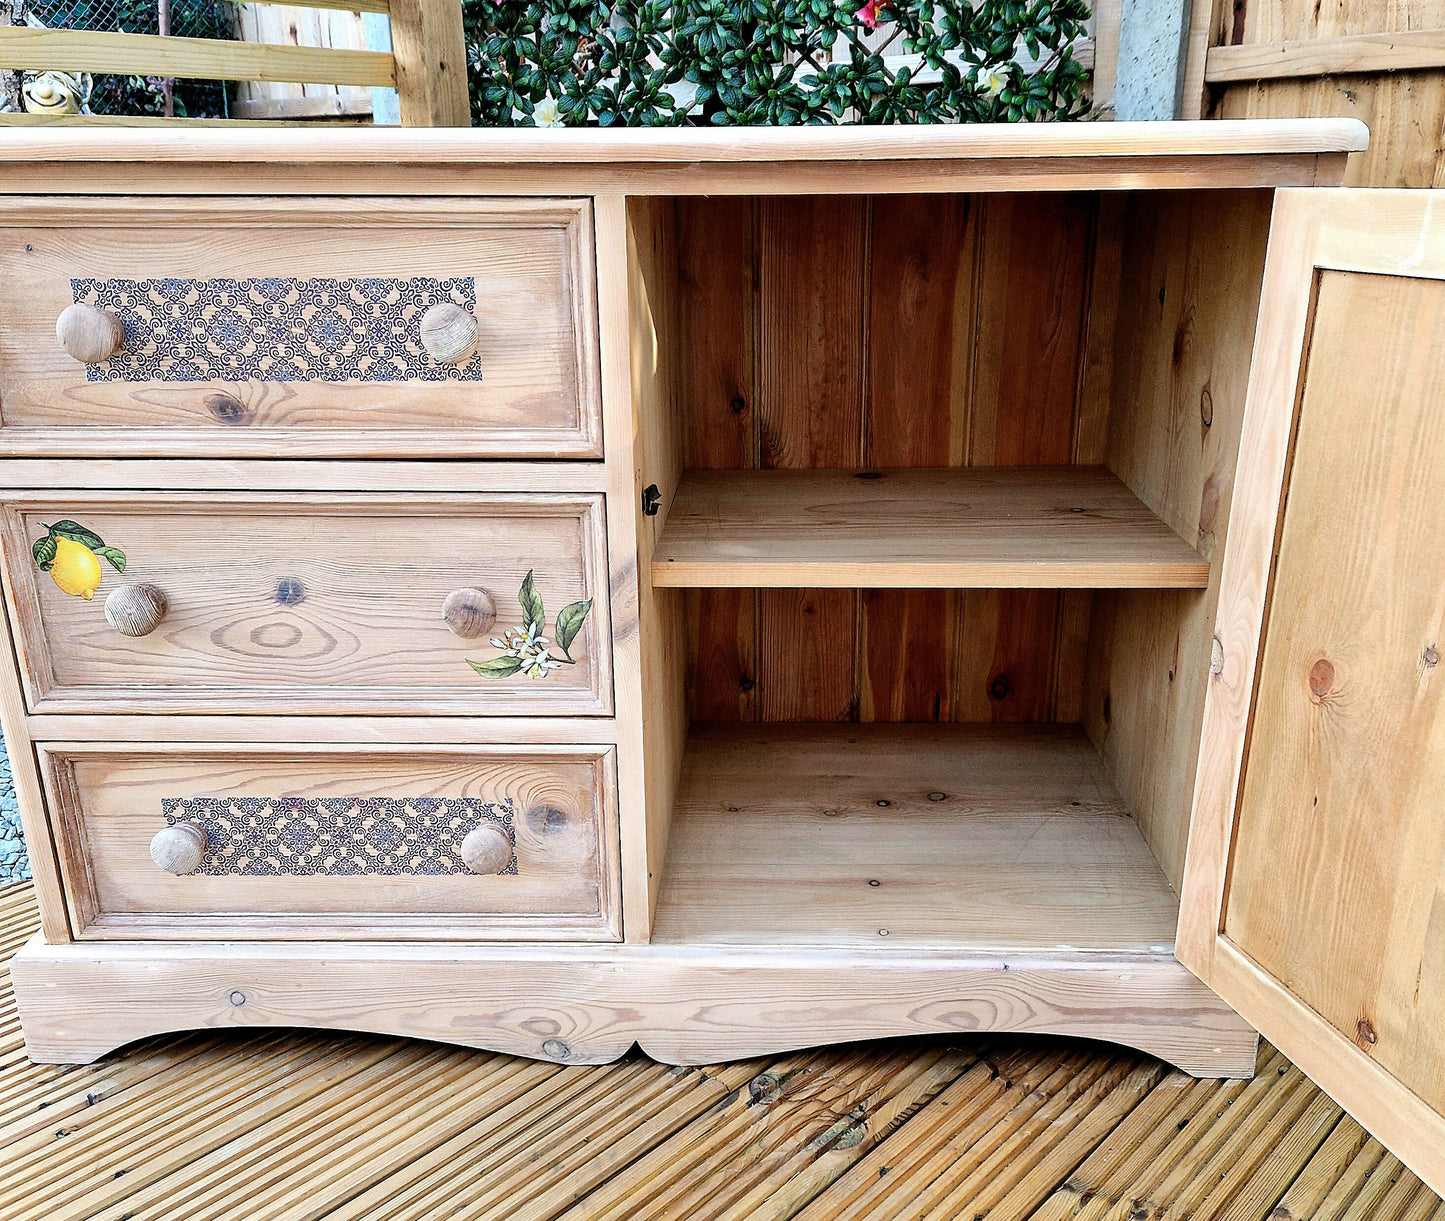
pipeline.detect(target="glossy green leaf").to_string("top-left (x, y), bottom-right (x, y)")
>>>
top-left (469, 656), bottom-right (524, 678)
top-left (94, 546), bottom-right (127, 573)
top-left (31, 535), bottom-right (56, 571)
top-left (518, 569), bottom-right (544, 632)
top-left (47, 520), bottom-right (105, 550)
top-left (554, 598), bottom-right (592, 658)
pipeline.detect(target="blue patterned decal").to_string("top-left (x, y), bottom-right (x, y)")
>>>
top-left (73, 276), bottom-right (484, 384)
top-left (160, 796), bottom-right (516, 877)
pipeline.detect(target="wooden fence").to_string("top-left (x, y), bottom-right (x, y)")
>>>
top-left (0, 0), bottom-right (467, 125)
top-left (1182, 0), bottom-right (1445, 185)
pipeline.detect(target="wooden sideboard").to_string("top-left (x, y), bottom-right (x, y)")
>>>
top-left (1, 121), bottom-right (1441, 1196)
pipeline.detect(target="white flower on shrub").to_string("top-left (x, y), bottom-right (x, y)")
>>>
top-left (534, 97), bottom-right (564, 127)
top-left (974, 65), bottom-right (1009, 99)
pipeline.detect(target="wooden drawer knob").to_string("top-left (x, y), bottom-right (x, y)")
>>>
top-left (57, 303), bottom-right (125, 364)
top-left (418, 303), bottom-right (478, 365)
top-left (105, 584), bottom-right (168, 637)
top-left (442, 587), bottom-right (496, 638)
top-left (150, 822), bottom-right (206, 875)
top-left (460, 825), bottom-right (511, 875)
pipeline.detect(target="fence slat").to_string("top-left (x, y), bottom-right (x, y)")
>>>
top-left (0, 26), bottom-right (395, 86)
top-left (220, 0), bottom-right (392, 18)
top-left (0, 111), bottom-right (296, 124)
top-left (388, 0), bottom-right (469, 126)
top-left (1205, 28), bottom-right (1445, 83)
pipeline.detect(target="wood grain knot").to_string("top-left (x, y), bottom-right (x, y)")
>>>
top-left (988, 675), bottom-right (1012, 702)
top-left (1308, 658), bottom-right (1335, 700)
top-left (525, 805), bottom-right (571, 836)
top-left (1425, 644), bottom-right (1440, 669)
top-left (541, 1039), bottom-right (572, 1061)
top-left (204, 392), bottom-right (252, 426)
top-left (1210, 636), bottom-right (1224, 676)
top-left (1355, 1017), bottom-right (1378, 1048)
top-left (274, 577), bottom-right (306, 606)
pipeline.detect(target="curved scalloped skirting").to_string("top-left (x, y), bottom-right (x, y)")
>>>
top-left (10, 936), bottom-right (1257, 1078)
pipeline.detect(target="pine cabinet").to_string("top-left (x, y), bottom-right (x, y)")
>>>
top-left (1, 122), bottom-right (1439, 1196)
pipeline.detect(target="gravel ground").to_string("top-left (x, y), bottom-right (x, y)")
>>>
top-left (0, 730), bottom-right (27, 883)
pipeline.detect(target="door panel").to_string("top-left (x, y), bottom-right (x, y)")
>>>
top-left (1226, 268), bottom-right (1445, 1113)
top-left (1179, 189), bottom-right (1445, 1197)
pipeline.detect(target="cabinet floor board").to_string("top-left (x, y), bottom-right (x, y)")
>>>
top-left (651, 722), bottom-right (1180, 955)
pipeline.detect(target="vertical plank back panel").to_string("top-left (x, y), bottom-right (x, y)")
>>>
top-left (677, 198), bottom-right (759, 722)
top-left (860, 195), bottom-right (977, 721)
top-left (957, 194), bottom-right (1095, 724)
top-left (755, 198), bottom-right (868, 721)
top-left (681, 192), bottom-right (1103, 727)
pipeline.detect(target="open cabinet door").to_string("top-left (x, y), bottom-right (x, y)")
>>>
top-left (1178, 188), bottom-right (1445, 1198)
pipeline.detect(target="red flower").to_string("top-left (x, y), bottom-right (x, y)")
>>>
top-left (855, 0), bottom-right (891, 30)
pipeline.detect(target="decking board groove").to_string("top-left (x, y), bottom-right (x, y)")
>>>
top-left (0, 882), bottom-right (1438, 1221)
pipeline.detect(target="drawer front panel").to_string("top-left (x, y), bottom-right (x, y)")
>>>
top-left (0, 199), bottom-right (601, 458)
top-left (41, 743), bottom-right (621, 940)
top-left (1, 491), bottom-right (612, 715)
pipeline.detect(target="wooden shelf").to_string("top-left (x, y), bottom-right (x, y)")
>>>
top-left (651, 723), bottom-right (1181, 956)
top-left (651, 467), bottom-right (1209, 589)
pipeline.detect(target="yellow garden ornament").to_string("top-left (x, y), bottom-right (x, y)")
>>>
top-left (21, 71), bottom-right (92, 116)
top-left (32, 520), bottom-right (126, 600)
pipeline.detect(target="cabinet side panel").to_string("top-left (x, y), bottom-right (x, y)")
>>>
top-left (1086, 188), bottom-right (1273, 890)
top-left (624, 198), bottom-right (689, 933)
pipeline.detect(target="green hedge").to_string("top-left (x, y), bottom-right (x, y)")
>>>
top-left (463, 1), bottom-right (1091, 126)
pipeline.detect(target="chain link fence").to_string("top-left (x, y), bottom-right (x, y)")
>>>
top-left (23, 0), bottom-right (236, 116)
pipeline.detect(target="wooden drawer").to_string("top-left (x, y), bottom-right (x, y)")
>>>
top-left (0, 198), bottom-right (601, 458)
top-left (40, 742), bottom-right (621, 941)
top-left (0, 490), bottom-right (612, 715)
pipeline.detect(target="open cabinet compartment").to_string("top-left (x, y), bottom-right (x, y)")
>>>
top-left (628, 188), bottom-right (1277, 979)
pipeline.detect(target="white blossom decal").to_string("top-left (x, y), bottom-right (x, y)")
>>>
top-left (470, 570), bottom-right (592, 680)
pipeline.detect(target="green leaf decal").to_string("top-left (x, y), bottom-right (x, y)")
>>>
top-left (518, 569), bottom-right (544, 632)
top-left (47, 520), bottom-right (105, 551)
top-left (31, 535), bottom-right (56, 571)
top-left (468, 656), bottom-right (524, 678)
top-left (554, 599), bottom-right (592, 659)
top-left (94, 546), bottom-right (126, 573)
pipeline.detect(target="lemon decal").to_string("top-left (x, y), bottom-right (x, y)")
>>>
top-left (32, 520), bottom-right (126, 601)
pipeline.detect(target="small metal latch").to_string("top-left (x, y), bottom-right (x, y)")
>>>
top-left (642, 484), bottom-right (662, 516)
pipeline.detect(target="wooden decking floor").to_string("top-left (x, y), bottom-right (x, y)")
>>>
top-left (0, 881), bottom-right (1440, 1221)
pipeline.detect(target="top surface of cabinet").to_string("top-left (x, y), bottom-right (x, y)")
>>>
top-left (0, 119), bottom-right (1367, 195)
